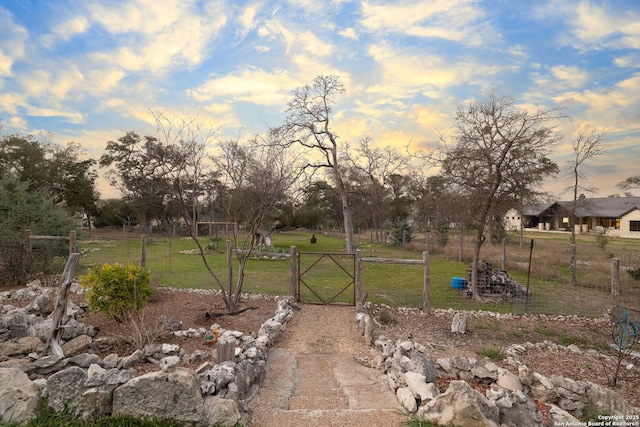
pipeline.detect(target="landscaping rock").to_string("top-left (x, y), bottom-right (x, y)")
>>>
top-left (112, 368), bottom-right (205, 425)
top-left (0, 367), bottom-right (41, 424)
top-left (417, 380), bottom-right (500, 427)
top-left (46, 366), bottom-right (98, 419)
top-left (397, 386), bottom-right (417, 412)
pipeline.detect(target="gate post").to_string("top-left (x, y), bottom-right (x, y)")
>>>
top-left (611, 258), bottom-right (620, 311)
top-left (140, 234), bottom-right (146, 267)
top-left (423, 251), bottom-right (431, 314)
top-left (289, 246), bottom-right (297, 299)
top-left (69, 230), bottom-right (77, 255)
top-left (355, 249), bottom-right (367, 312)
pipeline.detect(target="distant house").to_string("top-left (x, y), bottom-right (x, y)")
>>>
top-left (505, 196), bottom-right (640, 239)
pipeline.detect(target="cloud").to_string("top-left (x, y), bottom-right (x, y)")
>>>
top-left (614, 53), bottom-right (640, 68)
top-left (189, 67), bottom-right (296, 106)
top-left (83, 0), bottom-right (227, 73)
top-left (0, 9), bottom-right (27, 76)
top-left (43, 15), bottom-right (89, 47)
top-left (539, 0), bottom-right (640, 51)
top-left (236, 2), bottom-right (262, 39)
top-left (258, 18), bottom-right (334, 57)
top-left (0, 92), bottom-right (24, 115)
top-left (366, 43), bottom-right (504, 98)
top-left (0, 51), bottom-right (12, 76)
top-left (359, 0), bottom-right (494, 46)
top-left (530, 65), bottom-right (590, 92)
top-left (551, 73), bottom-right (640, 135)
top-left (339, 28), bottom-right (358, 40)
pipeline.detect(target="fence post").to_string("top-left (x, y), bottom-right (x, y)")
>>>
top-left (501, 238), bottom-right (507, 270)
top-left (458, 224), bottom-right (464, 262)
top-left (289, 246), bottom-right (297, 299)
top-left (355, 249), bottom-right (366, 312)
top-left (423, 251), bottom-right (431, 314)
top-left (69, 230), bottom-right (77, 255)
top-left (611, 258), bottom-right (620, 311)
top-left (227, 240), bottom-right (233, 294)
top-left (43, 253), bottom-right (81, 356)
top-left (140, 234), bottom-right (146, 267)
top-left (26, 229), bottom-right (32, 258)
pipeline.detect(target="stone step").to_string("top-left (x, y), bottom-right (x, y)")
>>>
top-left (249, 408), bottom-right (408, 427)
top-left (288, 392), bottom-right (348, 410)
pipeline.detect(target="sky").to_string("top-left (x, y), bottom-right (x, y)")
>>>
top-left (0, 0), bottom-right (639, 200)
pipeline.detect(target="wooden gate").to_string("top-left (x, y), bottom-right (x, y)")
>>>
top-left (297, 252), bottom-right (355, 305)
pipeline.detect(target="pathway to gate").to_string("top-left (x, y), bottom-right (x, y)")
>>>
top-left (248, 303), bottom-right (407, 426)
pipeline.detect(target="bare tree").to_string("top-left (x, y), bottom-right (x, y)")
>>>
top-left (616, 175), bottom-right (640, 194)
top-left (214, 134), bottom-right (301, 309)
top-left (271, 75), bottom-right (356, 253)
top-left (565, 124), bottom-right (607, 286)
top-left (346, 137), bottom-right (410, 242)
top-left (440, 91), bottom-right (561, 299)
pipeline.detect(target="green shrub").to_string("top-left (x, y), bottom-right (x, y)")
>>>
top-left (476, 348), bottom-right (506, 361)
top-left (80, 262), bottom-right (153, 321)
top-left (628, 267), bottom-right (640, 281)
top-left (378, 310), bottom-right (396, 325)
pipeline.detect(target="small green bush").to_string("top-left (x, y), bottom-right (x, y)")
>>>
top-left (378, 310), bottom-right (396, 325)
top-left (476, 348), bottom-right (506, 361)
top-left (628, 267), bottom-right (640, 281)
top-left (80, 262), bottom-right (153, 321)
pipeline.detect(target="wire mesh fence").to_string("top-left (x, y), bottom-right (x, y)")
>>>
top-left (8, 228), bottom-right (640, 319)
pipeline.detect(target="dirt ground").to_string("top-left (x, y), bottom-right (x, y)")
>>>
top-left (75, 287), bottom-right (640, 409)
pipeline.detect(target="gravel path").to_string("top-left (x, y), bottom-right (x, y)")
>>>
top-left (248, 304), bottom-right (408, 427)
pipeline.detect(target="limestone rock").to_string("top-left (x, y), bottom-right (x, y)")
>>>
top-left (112, 368), bottom-right (205, 425)
top-left (397, 386), bottom-right (418, 412)
top-left (0, 367), bottom-right (41, 424)
top-left (257, 319), bottom-right (283, 345)
top-left (408, 350), bottom-right (438, 383)
top-left (584, 381), bottom-right (639, 416)
top-left (68, 353), bottom-right (103, 368)
top-left (497, 368), bottom-right (523, 391)
top-left (202, 395), bottom-right (241, 427)
top-left (548, 405), bottom-right (581, 425)
top-left (33, 354), bottom-right (67, 375)
top-left (121, 349), bottom-right (145, 369)
top-left (0, 336), bottom-right (42, 357)
top-left (199, 362), bottom-right (236, 395)
top-left (492, 388), bottom-right (543, 427)
top-left (61, 334), bottom-right (92, 357)
top-left (404, 371), bottom-right (437, 402)
top-left (417, 380), bottom-right (500, 427)
top-left (160, 355), bottom-right (181, 373)
top-left (46, 366), bottom-right (99, 419)
top-left (451, 312), bottom-right (468, 333)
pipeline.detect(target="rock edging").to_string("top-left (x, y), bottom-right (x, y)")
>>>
top-left (356, 307), bottom-right (640, 427)
top-left (0, 280), bottom-right (298, 426)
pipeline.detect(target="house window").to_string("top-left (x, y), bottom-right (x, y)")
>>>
top-left (631, 221), bottom-right (640, 232)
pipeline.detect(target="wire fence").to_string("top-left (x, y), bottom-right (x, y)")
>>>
top-left (10, 228), bottom-right (640, 319)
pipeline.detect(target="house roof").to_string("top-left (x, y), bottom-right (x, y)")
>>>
top-left (522, 203), bottom-right (556, 216)
top-left (555, 197), bottom-right (640, 218)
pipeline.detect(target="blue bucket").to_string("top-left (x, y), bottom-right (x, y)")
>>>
top-left (451, 277), bottom-right (467, 290)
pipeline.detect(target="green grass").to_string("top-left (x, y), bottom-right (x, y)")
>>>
top-left (0, 405), bottom-right (190, 427)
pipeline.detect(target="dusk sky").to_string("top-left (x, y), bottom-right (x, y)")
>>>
top-left (1, 0), bottom-right (639, 199)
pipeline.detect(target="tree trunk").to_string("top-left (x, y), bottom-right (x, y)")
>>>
top-left (570, 243), bottom-right (578, 286)
top-left (340, 189), bottom-right (355, 253)
top-left (471, 228), bottom-right (484, 301)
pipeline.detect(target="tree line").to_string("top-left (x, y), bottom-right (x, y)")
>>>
top-left (3, 75), bottom-right (635, 300)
